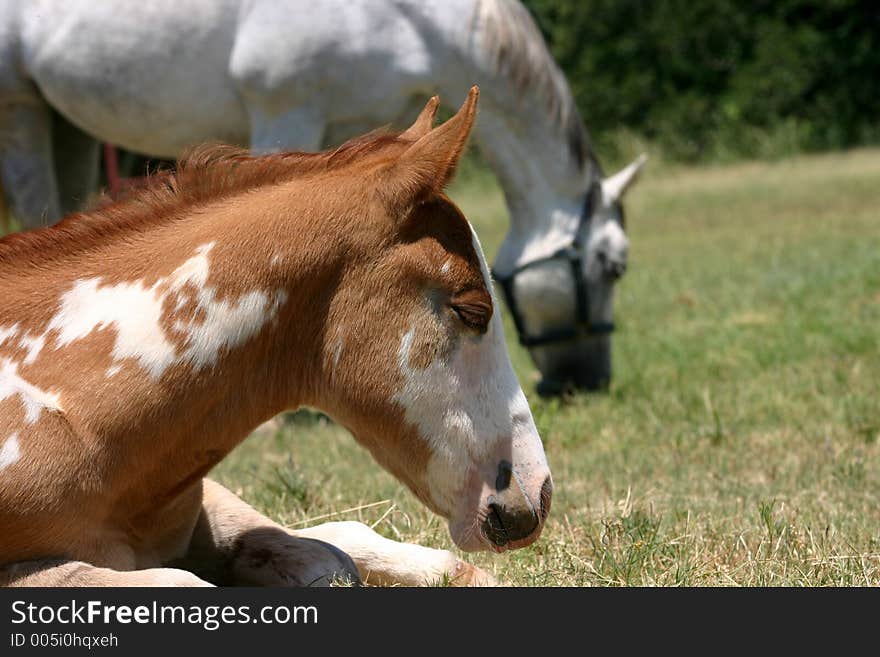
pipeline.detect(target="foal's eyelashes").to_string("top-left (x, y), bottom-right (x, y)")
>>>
top-left (450, 288), bottom-right (493, 334)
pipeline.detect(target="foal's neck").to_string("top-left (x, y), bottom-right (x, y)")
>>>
top-left (83, 189), bottom-right (343, 449)
top-left (60, 187), bottom-right (354, 510)
top-left (158, 192), bottom-right (340, 417)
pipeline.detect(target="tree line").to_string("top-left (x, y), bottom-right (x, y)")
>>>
top-left (523, 0), bottom-right (880, 161)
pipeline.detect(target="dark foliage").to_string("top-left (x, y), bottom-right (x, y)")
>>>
top-left (523, 0), bottom-right (880, 160)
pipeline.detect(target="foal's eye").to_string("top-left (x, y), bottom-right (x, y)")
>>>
top-left (450, 289), bottom-right (492, 334)
top-left (452, 304), bottom-right (489, 332)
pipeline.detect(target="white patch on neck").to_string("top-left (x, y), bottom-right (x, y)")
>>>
top-left (440, 261), bottom-right (451, 275)
top-left (48, 277), bottom-right (177, 379)
top-left (0, 433), bottom-right (21, 471)
top-left (590, 218), bottom-right (628, 264)
top-left (0, 359), bottom-right (63, 424)
top-left (42, 243), bottom-right (287, 379)
top-left (0, 324), bottom-right (20, 347)
top-left (19, 333), bottom-right (46, 365)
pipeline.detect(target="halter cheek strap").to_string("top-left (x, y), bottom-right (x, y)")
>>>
top-left (491, 181), bottom-right (617, 348)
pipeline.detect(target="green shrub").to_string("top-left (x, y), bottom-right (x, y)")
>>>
top-left (523, 0), bottom-right (880, 162)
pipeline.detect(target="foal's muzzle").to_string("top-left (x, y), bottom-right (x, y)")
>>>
top-left (482, 462), bottom-right (552, 550)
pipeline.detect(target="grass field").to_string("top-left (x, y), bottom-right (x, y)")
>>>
top-left (214, 148), bottom-right (880, 586)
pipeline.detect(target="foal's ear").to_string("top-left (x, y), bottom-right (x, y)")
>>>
top-left (400, 95), bottom-right (440, 142)
top-left (385, 86), bottom-right (479, 207)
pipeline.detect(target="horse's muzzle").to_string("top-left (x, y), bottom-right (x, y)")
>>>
top-left (533, 335), bottom-right (612, 397)
top-left (537, 371), bottom-right (610, 396)
top-left (482, 463), bottom-right (552, 550)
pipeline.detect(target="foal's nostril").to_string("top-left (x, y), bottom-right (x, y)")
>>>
top-left (483, 464), bottom-right (547, 547)
top-left (539, 476), bottom-right (553, 521)
top-left (495, 460), bottom-right (512, 491)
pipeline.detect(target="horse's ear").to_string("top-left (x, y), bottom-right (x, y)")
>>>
top-left (602, 153), bottom-right (647, 203)
top-left (384, 86), bottom-right (479, 208)
top-left (400, 95), bottom-right (440, 142)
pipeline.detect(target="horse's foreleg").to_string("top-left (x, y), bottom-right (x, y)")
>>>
top-left (293, 521), bottom-right (499, 587)
top-left (1, 559), bottom-right (212, 587)
top-left (0, 99), bottom-right (62, 229)
top-left (182, 479), bottom-right (360, 586)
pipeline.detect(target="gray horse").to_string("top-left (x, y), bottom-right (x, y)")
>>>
top-left (0, 0), bottom-right (645, 393)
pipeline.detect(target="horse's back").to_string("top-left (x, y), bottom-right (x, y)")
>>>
top-left (5, 0), bottom-right (477, 155)
top-left (13, 0), bottom-right (247, 155)
top-left (231, 0), bottom-right (474, 138)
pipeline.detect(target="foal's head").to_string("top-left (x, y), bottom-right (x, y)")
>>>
top-left (313, 89), bottom-right (551, 552)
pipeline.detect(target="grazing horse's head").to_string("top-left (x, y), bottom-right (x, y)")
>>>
top-left (503, 154), bottom-right (645, 396)
top-left (314, 88), bottom-right (551, 552)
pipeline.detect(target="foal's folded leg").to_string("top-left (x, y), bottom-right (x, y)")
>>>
top-left (293, 521), bottom-right (499, 587)
top-left (191, 479), bottom-right (496, 586)
top-left (1, 559), bottom-right (212, 587)
top-left (183, 479), bottom-right (361, 587)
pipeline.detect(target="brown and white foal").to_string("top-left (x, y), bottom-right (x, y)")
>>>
top-left (0, 88), bottom-right (552, 587)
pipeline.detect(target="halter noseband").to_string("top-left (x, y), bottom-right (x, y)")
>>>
top-left (491, 181), bottom-right (620, 348)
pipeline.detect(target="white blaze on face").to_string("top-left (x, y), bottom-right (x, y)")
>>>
top-left (0, 433), bottom-right (21, 471)
top-left (40, 243), bottom-right (286, 379)
top-left (589, 217), bottom-right (628, 267)
top-left (392, 224), bottom-right (548, 533)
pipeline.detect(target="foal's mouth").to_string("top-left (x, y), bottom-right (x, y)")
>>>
top-left (476, 517), bottom-right (547, 554)
top-left (481, 471), bottom-right (552, 552)
top-left (471, 495), bottom-right (551, 553)
top-left (449, 462), bottom-right (553, 552)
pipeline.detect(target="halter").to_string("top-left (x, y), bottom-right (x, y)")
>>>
top-left (491, 180), bottom-right (622, 348)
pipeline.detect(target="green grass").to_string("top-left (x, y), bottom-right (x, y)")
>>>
top-left (214, 148), bottom-right (880, 586)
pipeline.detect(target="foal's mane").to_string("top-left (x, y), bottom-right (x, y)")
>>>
top-left (0, 131), bottom-right (404, 270)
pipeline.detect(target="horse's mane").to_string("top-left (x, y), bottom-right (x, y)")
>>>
top-left (476, 0), bottom-right (597, 171)
top-left (0, 131), bottom-right (404, 270)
